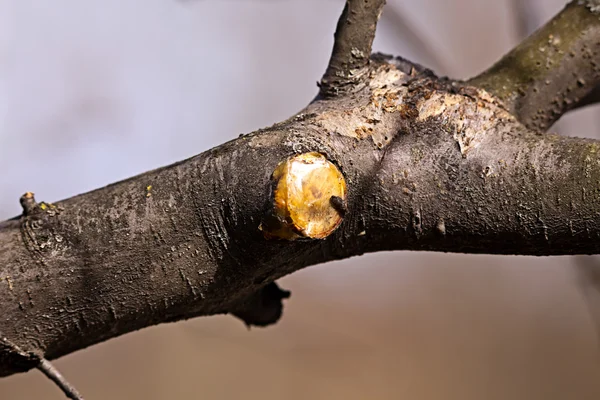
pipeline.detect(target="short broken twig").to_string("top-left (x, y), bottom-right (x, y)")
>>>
top-left (37, 358), bottom-right (84, 400)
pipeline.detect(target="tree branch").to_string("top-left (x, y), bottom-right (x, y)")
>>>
top-left (319, 0), bottom-right (386, 97)
top-left (468, 0), bottom-right (600, 132)
top-left (4, 54), bottom-right (600, 377)
top-left (1, 338), bottom-right (83, 398)
top-left (37, 358), bottom-right (84, 400)
top-left (5, 0), bottom-right (600, 382)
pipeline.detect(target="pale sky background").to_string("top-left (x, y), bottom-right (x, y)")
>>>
top-left (1, 1), bottom-right (600, 399)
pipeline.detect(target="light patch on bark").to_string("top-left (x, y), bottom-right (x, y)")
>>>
top-left (578, 0), bottom-right (600, 13)
top-left (416, 88), bottom-right (516, 156)
top-left (312, 64), bottom-right (409, 148)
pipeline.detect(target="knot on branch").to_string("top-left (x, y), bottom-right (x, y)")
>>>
top-left (19, 192), bottom-right (62, 218)
top-left (230, 282), bottom-right (291, 328)
top-left (20, 192), bottom-right (37, 215)
top-left (19, 192), bottom-right (67, 260)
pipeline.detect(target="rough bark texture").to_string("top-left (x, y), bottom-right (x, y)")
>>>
top-left (319, 0), bottom-right (386, 97)
top-left (2, 0), bottom-right (600, 380)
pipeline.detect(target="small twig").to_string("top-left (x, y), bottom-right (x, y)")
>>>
top-left (37, 358), bottom-right (85, 400)
top-left (468, 1), bottom-right (600, 132)
top-left (319, 0), bottom-right (386, 97)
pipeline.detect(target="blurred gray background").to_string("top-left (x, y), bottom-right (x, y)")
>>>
top-left (1, 0), bottom-right (600, 399)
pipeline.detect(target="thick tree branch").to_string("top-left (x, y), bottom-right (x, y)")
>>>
top-left (468, 0), bottom-right (600, 132)
top-left (4, 54), bottom-right (600, 378)
top-left (5, 0), bottom-right (600, 382)
top-left (319, 0), bottom-right (386, 97)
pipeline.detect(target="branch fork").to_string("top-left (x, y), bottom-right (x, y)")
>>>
top-left (3, 0), bottom-right (600, 385)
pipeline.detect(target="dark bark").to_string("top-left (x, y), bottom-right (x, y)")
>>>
top-left (319, 0), bottom-right (386, 97)
top-left (574, 82), bottom-right (600, 109)
top-left (3, 0), bottom-right (600, 381)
